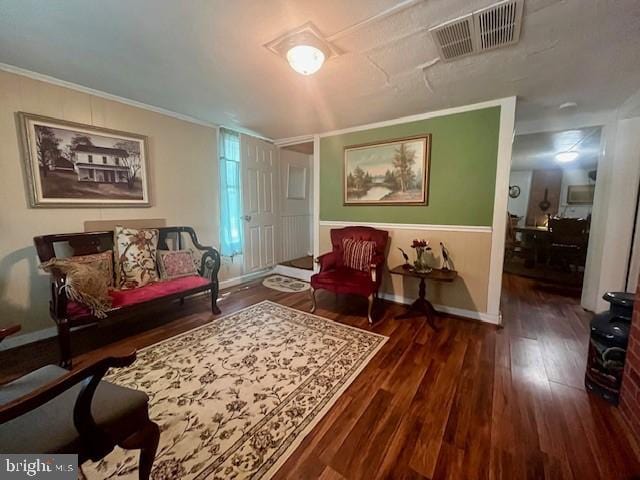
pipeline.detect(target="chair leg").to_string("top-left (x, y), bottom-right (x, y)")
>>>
top-left (211, 284), bottom-right (221, 315)
top-left (367, 294), bottom-right (374, 325)
top-left (57, 320), bottom-right (72, 369)
top-left (119, 419), bottom-right (160, 480)
top-left (310, 287), bottom-right (317, 313)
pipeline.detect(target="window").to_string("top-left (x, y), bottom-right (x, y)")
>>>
top-left (115, 157), bottom-right (120, 165)
top-left (219, 128), bottom-right (243, 257)
top-left (88, 155), bottom-right (93, 163)
top-left (102, 156), bottom-right (107, 164)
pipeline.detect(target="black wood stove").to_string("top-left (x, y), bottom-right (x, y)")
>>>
top-left (585, 291), bottom-right (635, 404)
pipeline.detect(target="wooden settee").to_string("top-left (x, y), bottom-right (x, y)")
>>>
top-left (34, 226), bottom-right (221, 367)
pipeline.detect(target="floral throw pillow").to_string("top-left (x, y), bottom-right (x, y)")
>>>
top-left (114, 226), bottom-right (159, 289)
top-left (158, 250), bottom-right (199, 280)
top-left (67, 251), bottom-right (114, 288)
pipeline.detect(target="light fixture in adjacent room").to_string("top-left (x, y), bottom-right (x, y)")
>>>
top-left (264, 22), bottom-right (340, 76)
top-left (286, 44), bottom-right (325, 76)
top-left (555, 151), bottom-right (579, 163)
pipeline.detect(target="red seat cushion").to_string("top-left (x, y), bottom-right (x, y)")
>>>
top-left (67, 275), bottom-right (211, 319)
top-left (310, 267), bottom-right (376, 297)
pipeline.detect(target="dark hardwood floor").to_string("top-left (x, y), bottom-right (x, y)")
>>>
top-left (2, 273), bottom-right (639, 479)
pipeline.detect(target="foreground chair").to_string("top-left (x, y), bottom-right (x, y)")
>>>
top-left (0, 325), bottom-right (159, 479)
top-left (310, 226), bottom-right (389, 323)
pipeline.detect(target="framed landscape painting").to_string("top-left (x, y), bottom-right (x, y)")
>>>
top-left (344, 135), bottom-right (430, 205)
top-left (18, 112), bottom-right (150, 207)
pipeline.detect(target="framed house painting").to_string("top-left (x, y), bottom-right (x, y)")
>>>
top-left (18, 112), bottom-right (150, 207)
top-left (344, 134), bottom-right (430, 205)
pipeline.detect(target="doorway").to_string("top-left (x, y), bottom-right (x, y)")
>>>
top-left (504, 126), bottom-right (601, 297)
top-left (277, 141), bottom-right (314, 276)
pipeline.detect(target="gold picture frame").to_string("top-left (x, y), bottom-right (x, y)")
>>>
top-left (343, 135), bottom-right (430, 206)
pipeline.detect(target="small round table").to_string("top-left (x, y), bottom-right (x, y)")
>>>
top-left (389, 265), bottom-right (458, 329)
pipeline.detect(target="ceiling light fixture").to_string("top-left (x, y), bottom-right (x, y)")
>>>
top-left (286, 44), bottom-right (325, 76)
top-left (555, 151), bottom-right (579, 163)
top-left (264, 22), bottom-right (340, 77)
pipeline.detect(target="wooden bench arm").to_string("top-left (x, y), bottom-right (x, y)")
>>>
top-left (49, 269), bottom-right (69, 320)
top-left (187, 234), bottom-right (220, 274)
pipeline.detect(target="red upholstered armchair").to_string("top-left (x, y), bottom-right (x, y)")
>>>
top-left (310, 226), bottom-right (389, 324)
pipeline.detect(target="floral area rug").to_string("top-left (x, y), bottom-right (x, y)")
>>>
top-left (261, 275), bottom-right (310, 293)
top-left (84, 301), bottom-right (387, 480)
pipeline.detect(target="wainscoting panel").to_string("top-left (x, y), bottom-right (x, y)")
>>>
top-left (282, 214), bottom-right (312, 261)
top-left (319, 224), bottom-right (493, 320)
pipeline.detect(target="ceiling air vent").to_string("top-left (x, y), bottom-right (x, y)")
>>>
top-left (430, 14), bottom-right (474, 61)
top-left (430, 0), bottom-right (524, 61)
top-left (474, 0), bottom-right (524, 52)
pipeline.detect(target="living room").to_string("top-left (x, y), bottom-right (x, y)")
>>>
top-left (1, 1), bottom-right (640, 479)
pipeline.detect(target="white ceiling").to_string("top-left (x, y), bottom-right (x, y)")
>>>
top-left (0, 0), bottom-right (639, 139)
top-left (511, 126), bottom-right (601, 171)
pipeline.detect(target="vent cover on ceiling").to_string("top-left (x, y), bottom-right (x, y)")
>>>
top-left (430, 0), bottom-right (524, 61)
top-left (431, 15), bottom-right (474, 60)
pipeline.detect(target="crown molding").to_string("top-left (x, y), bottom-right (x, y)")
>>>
top-left (274, 134), bottom-right (315, 146)
top-left (317, 96), bottom-right (516, 138)
top-left (0, 62), bottom-right (272, 141)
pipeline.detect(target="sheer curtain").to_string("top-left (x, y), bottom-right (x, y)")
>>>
top-left (219, 128), bottom-right (243, 257)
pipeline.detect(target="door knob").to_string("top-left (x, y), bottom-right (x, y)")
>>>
top-left (242, 215), bottom-right (252, 222)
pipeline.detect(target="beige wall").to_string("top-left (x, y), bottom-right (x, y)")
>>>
top-left (0, 70), bottom-right (226, 336)
top-left (319, 225), bottom-right (491, 313)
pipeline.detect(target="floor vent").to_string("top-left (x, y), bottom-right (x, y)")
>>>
top-left (430, 0), bottom-right (524, 61)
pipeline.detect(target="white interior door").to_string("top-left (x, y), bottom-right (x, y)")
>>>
top-left (241, 134), bottom-right (279, 273)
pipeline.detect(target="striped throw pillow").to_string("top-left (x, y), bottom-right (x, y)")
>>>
top-left (342, 238), bottom-right (376, 272)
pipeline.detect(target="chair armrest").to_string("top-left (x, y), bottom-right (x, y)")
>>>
top-left (316, 252), bottom-right (339, 272)
top-left (0, 324), bottom-right (21, 342)
top-left (371, 253), bottom-right (385, 267)
top-left (370, 254), bottom-right (386, 283)
top-left (0, 349), bottom-right (136, 425)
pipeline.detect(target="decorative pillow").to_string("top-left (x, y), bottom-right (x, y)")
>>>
top-left (114, 226), bottom-right (159, 289)
top-left (66, 251), bottom-right (114, 288)
top-left (40, 259), bottom-right (112, 318)
top-left (157, 250), bottom-right (198, 280)
top-left (342, 238), bottom-right (376, 272)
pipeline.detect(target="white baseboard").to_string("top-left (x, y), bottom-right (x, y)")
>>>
top-left (272, 265), bottom-right (313, 282)
top-left (1, 271), bottom-right (498, 351)
top-left (219, 268), bottom-right (273, 289)
top-left (378, 292), bottom-right (501, 325)
top-left (2, 270), bottom-right (274, 351)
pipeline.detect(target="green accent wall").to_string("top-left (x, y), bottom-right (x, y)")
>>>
top-left (320, 106), bottom-right (501, 226)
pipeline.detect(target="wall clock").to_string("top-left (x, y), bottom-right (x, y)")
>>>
top-left (509, 185), bottom-right (521, 198)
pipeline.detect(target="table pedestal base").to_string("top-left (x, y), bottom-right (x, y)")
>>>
top-left (394, 278), bottom-right (438, 330)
